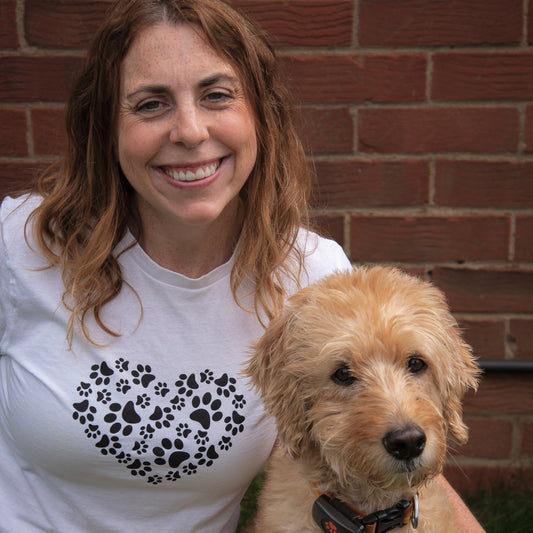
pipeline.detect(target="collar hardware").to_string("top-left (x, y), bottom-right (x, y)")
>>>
top-left (312, 492), bottom-right (418, 533)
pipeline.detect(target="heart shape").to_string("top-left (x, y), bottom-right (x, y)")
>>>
top-left (72, 358), bottom-right (247, 484)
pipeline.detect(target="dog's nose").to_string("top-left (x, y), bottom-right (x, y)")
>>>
top-left (382, 425), bottom-right (426, 461)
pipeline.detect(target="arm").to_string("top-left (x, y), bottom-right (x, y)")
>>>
top-left (435, 475), bottom-right (485, 532)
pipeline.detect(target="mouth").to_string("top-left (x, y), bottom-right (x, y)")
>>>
top-left (160, 158), bottom-right (222, 183)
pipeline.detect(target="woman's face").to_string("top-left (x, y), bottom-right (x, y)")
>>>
top-left (117, 22), bottom-right (257, 239)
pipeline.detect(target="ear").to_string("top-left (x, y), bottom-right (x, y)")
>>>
top-left (245, 305), bottom-right (309, 458)
top-left (441, 330), bottom-right (481, 445)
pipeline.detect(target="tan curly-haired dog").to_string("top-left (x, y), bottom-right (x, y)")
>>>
top-left (246, 267), bottom-right (480, 533)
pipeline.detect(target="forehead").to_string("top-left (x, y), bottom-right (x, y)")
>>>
top-left (120, 22), bottom-right (238, 90)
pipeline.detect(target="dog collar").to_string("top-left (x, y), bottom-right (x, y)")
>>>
top-left (310, 483), bottom-right (419, 533)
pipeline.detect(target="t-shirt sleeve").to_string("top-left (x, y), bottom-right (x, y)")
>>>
top-left (299, 231), bottom-right (352, 288)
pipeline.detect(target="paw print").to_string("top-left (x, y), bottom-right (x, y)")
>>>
top-left (170, 395), bottom-right (186, 411)
top-left (194, 430), bottom-right (209, 446)
top-left (98, 435), bottom-right (122, 456)
top-left (232, 394), bottom-right (246, 409)
top-left (224, 411), bottom-right (245, 436)
top-left (115, 358), bottom-right (129, 372)
top-left (165, 470), bottom-right (181, 482)
top-left (140, 424), bottom-right (156, 440)
top-left (132, 440), bottom-right (149, 455)
top-left (131, 364), bottom-right (155, 388)
top-left (84, 424), bottom-right (101, 439)
top-left (214, 373), bottom-right (237, 398)
top-left (194, 445), bottom-right (219, 467)
top-left (127, 459), bottom-right (152, 477)
top-left (96, 389), bottom-right (112, 404)
top-left (116, 378), bottom-right (131, 394)
top-left (136, 393), bottom-right (151, 408)
top-left (176, 423), bottom-right (192, 439)
top-left (90, 361), bottom-right (114, 385)
top-left (175, 373), bottom-right (199, 397)
top-left (76, 382), bottom-right (92, 397)
top-left (218, 436), bottom-right (232, 451)
top-left (154, 382), bottom-right (170, 397)
top-left (148, 475), bottom-right (163, 485)
top-left (200, 369), bottom-right (214, 384)
top-left (72, 400), bottom-right (97, 425)
top-left (153, 438), bottom-right (190, 469)
top-left (183, 463), bottom-right (197, 476)
top-left (116, 452), bottom-right (132, 464)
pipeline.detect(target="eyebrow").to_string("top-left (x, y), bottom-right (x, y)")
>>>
top-left (125, 73), bottom-right (241, 101)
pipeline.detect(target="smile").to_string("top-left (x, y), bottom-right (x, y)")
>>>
top-left (161, 160), bottom-right (221, 182)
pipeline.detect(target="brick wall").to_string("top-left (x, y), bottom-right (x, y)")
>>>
top-left (1, 0), bottom-right (532, 495)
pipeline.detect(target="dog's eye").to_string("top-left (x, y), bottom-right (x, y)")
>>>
top-left (331, 367), bottom-right (356, 386)
top-left (407, 357), bottom-right (427, 374)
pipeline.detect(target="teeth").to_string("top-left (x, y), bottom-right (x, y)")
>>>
top-left (164, 162), bottom-right (219, 182)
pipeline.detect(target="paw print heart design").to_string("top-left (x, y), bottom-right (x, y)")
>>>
top-left (72, 359), bottom-right (246, 484)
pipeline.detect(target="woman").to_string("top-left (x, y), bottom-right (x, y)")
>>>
top-left (0, 0), bottom-right (482, 531)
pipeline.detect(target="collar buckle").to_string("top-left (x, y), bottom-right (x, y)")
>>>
top-left (312, 493), bottom-right (418, 533)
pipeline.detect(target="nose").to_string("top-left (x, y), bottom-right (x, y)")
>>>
top-left (382, 424), bottom-right (426, 461)
top-left (169, 104), bottom-right (208, 148)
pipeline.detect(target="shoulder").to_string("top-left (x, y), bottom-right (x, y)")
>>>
top-left (1, 194), bottom-right (41, 233)
top-left (1, 194), bottom-right (45, 262)
top-left (296, 228), bottom-right (352, 288)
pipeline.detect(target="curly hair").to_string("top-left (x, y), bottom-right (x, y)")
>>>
top-left (29, 0), bottom-right (311, 345)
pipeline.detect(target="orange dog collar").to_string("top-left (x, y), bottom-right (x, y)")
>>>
top-left (310, 483), bottom-right (419, 533)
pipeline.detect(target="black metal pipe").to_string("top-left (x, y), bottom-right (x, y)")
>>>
top-left (478, 359), bottom-right (533, 373)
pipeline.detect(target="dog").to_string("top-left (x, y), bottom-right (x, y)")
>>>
top-left (246, 267), bottom-right (480, 532)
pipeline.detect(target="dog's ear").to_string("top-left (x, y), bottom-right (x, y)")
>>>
top-left (246, 305), bottom-right (309, 458)
top-left (440, 324), bottom-right (481, 445)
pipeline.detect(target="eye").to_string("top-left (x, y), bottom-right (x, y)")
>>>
top-left (204, 90), bottom-right (233, 106)
top-left (135, 99), bottom-right (167, 115)
top-left (331, 366), bottom-right (356, 386)
top-left (407, 356), bottom-right (427, 374)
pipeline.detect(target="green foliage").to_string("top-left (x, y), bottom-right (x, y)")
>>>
top-left (466, 489), bottom-right (533, 533)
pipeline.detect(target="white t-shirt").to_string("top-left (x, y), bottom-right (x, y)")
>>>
top-left (0, 195), bottom-right (351, 533)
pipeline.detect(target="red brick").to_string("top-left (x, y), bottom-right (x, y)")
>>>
top-left (359, 107), bottom-right (519, 154)
top-left (444, 465), bottom-right (533, 496)
top-left (509, 319), bottom-right (533, 360)
top-left (359, 0), bottom-right (522, 47)
top-left (311, 160), bottom-right (429, 208)
top-left (431, 268), bottom-right (533, 313)
top-left (0, 162), bottom-right (50, 200)
top-left (451, 419), bottom-right (513, 459)
top-left (515, 216), bottom-right (533, 262)
top-left (435, 160), bottom-right (533, 207)
top-left (530, 1), bottom-right (533, 45)
top-left (521, 422), bottom-right (533, 456)
top-left (458, 319), bottom-right (506, 360)
top-left (0, 56), bottom-right (83, 103)
top-left (24, 0), bottom-right (113, 48)
top-left (310, 214), bottom-right (345, 247)
top-left (0, 0), bottom-right (18, 48)
top-left (298, 107), bottom-right (354, 154)
top-left (32, 107), bottom-right (67, 156)
top-left (281, 54), bottom-right (426, 104)
top-left (0, 109), bottom-right (27, 156)
top-left (349, 216), bottom-right (509, 262)
top-left (234, 0), bottom-right (354, 47)
top-left (433, 52), bottom-right (533, 101)
top-left (463, 373), bottom-right (533, 414)
top-left (526, 104), bottom-right (533, 152)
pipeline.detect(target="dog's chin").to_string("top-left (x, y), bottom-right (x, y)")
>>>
top-left (319, 447), bottom-right (443, 506)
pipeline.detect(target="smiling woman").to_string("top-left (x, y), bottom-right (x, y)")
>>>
top-left (0, 1), bottom-right (353, 532)
top-left (117, 22), bottom-right (258, 276)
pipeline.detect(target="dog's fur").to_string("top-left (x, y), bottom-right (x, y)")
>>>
top-left (246, 267), bottom-right (480, 532)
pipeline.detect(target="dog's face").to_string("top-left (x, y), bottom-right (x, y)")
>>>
top-left (247, 267), bottom-right (480, 495)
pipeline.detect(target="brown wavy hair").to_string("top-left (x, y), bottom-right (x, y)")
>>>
top-left (29, 0), bottom-right (311, 345)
